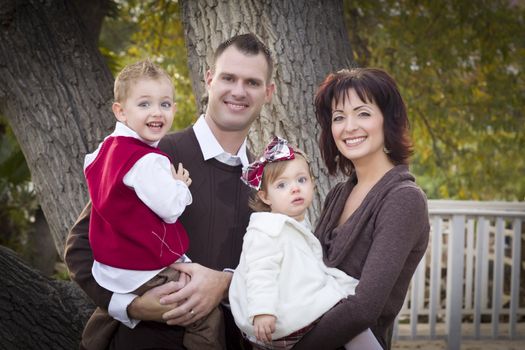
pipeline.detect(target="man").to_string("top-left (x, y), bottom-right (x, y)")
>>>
top-left (65, 33), bottom-right (275, 349)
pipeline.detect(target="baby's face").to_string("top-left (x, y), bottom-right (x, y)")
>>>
top-left (259, 157), bottom-right (314, 222)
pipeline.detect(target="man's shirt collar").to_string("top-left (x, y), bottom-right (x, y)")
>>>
top-left (192, 115), bottom-right (249, 167)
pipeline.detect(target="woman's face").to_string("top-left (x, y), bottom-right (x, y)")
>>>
top-left (330, 88), bottom-right (386, 166)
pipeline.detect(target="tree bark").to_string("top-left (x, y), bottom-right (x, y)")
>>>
top-left (181, 0), bottom-right (355, 221)
top-left (0, 245), bottom-right (94, 349)
top-left (0, 0), bottom-right (113, 254)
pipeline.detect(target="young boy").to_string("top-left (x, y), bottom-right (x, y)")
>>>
top-left (83, 59), bottom-right (223, 350)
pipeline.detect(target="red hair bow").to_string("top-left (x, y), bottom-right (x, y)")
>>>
top-left (241, 136), bottom-right (295, 190)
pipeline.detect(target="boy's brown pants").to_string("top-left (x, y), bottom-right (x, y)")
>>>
top-left (80, 267), bottom-right (225, 350)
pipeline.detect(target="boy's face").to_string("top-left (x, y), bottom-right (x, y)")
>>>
top-left (204, 45), bottom-right (275, 136)
top-left (112, 77), bottom-right (175, 143)
top-left (257, 157), bottom-right (314, 222)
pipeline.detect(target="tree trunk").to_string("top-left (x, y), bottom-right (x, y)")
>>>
top-left (181, 0), bottom-right (355, 222)
top-left (24, 209), bottom-right (57, 276)
top-left (0, 0), bottom-right (113, 254)
top-left (0, 245), bottom-right (94, 349)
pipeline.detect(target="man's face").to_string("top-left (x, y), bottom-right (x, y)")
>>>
top-left (205, 46), bottom-right (275, 135)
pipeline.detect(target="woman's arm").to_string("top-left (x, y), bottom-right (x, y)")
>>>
top-left (64, 202), bottom-right (177, 325)
top-left (294, 188), bottom-right (429, 349)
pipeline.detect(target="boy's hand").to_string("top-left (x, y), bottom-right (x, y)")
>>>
top-left (171, 163), bottom-right (192, 186)
top-left (177, 271), bottom-right (190, 287)
top-left (127, 282), bottom-right (180, 322)
top-left (253, 314), bottom-right (276, 343)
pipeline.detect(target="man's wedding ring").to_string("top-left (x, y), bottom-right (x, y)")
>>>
top-left (189, 309), bottom-right (195, 317)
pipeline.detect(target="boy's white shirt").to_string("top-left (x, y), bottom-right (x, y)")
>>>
top-left (229, 212), bottom-right (360, 339)
top-left (105, 116), bottom-right (249, 328)
top-left (85, 122), bottom-right (192, 327)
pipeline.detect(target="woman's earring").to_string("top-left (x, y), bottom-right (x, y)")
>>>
top-left (383, 146), bottom-right (391, 154)
top-left (334, 154), bottom-right (340, 163)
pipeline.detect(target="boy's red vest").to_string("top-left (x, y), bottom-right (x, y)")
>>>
top-left (85, 136), bottom-right (189, 270)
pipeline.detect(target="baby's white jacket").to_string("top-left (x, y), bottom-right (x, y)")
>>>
top-left (229, 212), bottom-right (359, 339)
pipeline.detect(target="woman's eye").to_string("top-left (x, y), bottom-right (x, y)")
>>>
top-left (332, 115), bottom-right (343, 122)
top-left (358, 112), bottom-right (371, 118)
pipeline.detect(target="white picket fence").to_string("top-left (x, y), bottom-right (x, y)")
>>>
top-left (393, 200), bottom-right (525, 349)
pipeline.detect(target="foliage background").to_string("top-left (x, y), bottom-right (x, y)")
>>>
top-left (0, 0), bottom-right (523, 260)
top-left (345, 0), bottom-right (525, 200)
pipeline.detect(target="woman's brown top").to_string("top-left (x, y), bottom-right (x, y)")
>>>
top-left (295, 165), bottom-right (430, 349)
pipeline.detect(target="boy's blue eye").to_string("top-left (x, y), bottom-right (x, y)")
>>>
top-left (161, 102), bottom-right (172, 108)
top-left (298, 176), bottom-right (308, 184)
top-left (139, 102), bottom-right (150, 107)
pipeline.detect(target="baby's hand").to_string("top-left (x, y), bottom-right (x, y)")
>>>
top-left (253, 314), bottom-right (276, 343)
top-left (171, 163), bottom-right (192, 186)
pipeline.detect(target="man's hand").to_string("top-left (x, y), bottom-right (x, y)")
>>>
top-left (254, 314), bottom-right (276, 343)
top-left (127, 281), bottom-right (181, 322)
top-left (159, 263), bottom-right (232, 326)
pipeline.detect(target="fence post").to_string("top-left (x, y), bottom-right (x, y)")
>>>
top-left (510, 219), bottom-right (522, 338)
top-left (492, 218), bottom-right (505, 337)
top-left (473, 217), bottom-right (488, 338)
top-left (429, 216), bottom-right (443, 339)
top-left (446, 215), bottom-right (465, 350)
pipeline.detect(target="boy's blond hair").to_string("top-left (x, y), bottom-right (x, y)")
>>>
top-left (249, 149), bottom-right (313, 212)
top-left (113, 59), bottom-right (173, 103)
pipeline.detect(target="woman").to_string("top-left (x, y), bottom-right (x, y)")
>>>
top-left (293, 68), bottom-right (430, 349)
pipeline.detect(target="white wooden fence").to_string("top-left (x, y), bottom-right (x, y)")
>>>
top-left (393, 200), bottom-right (525, 349)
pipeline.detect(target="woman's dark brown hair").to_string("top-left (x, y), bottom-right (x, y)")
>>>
top-left (315, 68), bottom-right (413, 176)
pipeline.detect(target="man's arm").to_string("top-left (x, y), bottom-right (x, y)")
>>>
top-left (64, 201), bottom-right (112, 309)
top-left (64, 202), bottom-right (184, 322)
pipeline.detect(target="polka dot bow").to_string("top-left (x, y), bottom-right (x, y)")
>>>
top-left (241, 136), bottom-right (295, 190)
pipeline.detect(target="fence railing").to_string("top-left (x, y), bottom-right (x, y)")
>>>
top-left (393, 200), bottom-right (525, 350)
